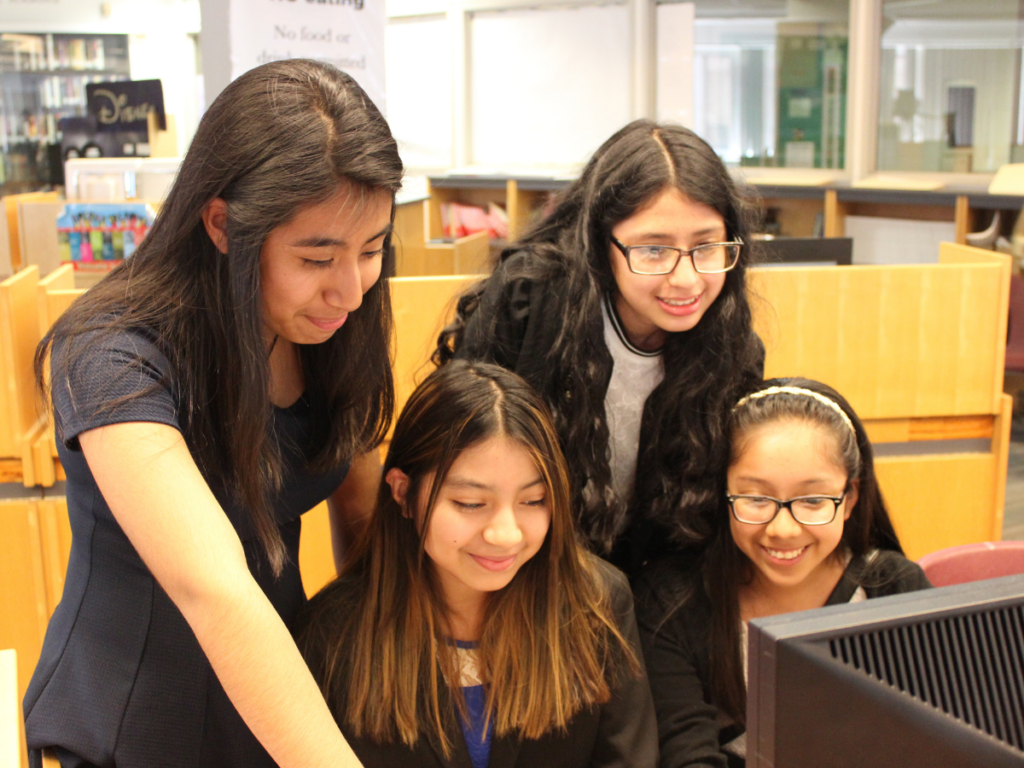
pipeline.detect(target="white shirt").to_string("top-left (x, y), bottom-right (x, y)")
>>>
top-left (600, 294), bottom-right (665, 503)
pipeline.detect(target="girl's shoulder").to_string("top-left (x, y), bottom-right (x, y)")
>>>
top-left (291, 572), bottom-right (363, 675)
top-left (831, 549), bottom-right (933, 603)
top-left (294, 572), bottom-right (362, 636)
top-left (583, 551), bottom-right (633, 605)
top-left (632, 553), bottom-right (708, 627)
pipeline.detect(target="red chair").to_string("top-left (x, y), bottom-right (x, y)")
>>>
top-left (917, 541), bottom-right (1024, 587)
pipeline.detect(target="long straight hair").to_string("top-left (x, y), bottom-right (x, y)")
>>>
top-left (703, 378), bottom-right (906, 724)
top-left (295, 361), bottom-right (637, 753)
top-left (437, 120), bottom-right (764, 553)
top-left (37, 60), bottom-right (403, 574)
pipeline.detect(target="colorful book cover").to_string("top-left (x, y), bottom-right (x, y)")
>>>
top-left (56, 203), bottom-right (156, 268)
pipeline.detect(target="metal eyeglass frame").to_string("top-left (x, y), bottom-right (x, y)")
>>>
top-left (726, 491), bottom-right (849, 526)
top-left (610, 235), bottom-right (744, 275)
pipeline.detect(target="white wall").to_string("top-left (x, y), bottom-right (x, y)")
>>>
top-left (129, 33), bottom-right (200, 157)
top-left (0, 0), bottom-right (200, 36)
top-left (385, 14), bottom-right (454, 171)
top-left (468, 4), bottom-right (633, 170)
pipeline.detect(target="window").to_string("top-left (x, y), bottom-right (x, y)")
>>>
top-left (684, 0), bottom-right (850, 169)
top-left (877, 0), bottom-right (1024, 174)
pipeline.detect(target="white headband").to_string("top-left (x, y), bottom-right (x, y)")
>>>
top-left (733, 385), bottom-right (856, 436)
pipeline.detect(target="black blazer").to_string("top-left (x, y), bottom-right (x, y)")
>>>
top-left (298, 558), bottom-right (659, 768)
top-left (635, 550), bottom-right (933, 768)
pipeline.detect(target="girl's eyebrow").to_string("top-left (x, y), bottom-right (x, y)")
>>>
top-left (445, 476), bottom-right (545, 492)
top-left (291, 223), bottom-right (393, 249)
top-left (630, 226), bottom-right (725, 242)
top-left (731, 476), bottom-right (840, 488)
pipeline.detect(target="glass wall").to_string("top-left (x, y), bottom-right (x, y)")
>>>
top-left (0, 33), bottom-right (130, 194)
top-left (689, 0), bottom-right (849, 168)
top-left (877, 0), bottom-right (1024, 174)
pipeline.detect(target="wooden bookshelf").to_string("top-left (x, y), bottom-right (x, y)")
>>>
top-left (423, 172), bottom-right (1024, 254)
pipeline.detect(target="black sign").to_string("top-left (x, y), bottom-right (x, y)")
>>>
top-left (86, 79), bottom-right (166, 133)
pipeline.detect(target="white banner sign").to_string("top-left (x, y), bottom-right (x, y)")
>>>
top-left (228, 0), bottom-right (385, 113)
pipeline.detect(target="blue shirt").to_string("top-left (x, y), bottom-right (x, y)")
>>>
top-left (454, 639), bottom-right (492, 768)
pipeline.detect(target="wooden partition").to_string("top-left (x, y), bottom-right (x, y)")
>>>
top-left (0, 497), bottom-right (47, 705)
top-left (3, 193), bottom-right (60, 274)
top-left (391, 275), bottom-right (479, 417)
top-left (750, 243), bottom-right (1011, 559)
top-left (0, 268), bottom-right (45, 487)
top-left (16, 202), bottom-right (64, 278)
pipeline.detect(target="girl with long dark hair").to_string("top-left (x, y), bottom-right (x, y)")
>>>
top-left (24, 60), bottom-right (401, 768)
top-left (636, 379), bottom-right (931, 767)
top-left (436, 120), bottom-right (764, 575)
top-left (295, 360), bottom-right (658, 768)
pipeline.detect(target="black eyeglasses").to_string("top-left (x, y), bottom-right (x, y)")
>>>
top-left (726, 491), bottom-right (848, 526)
top-left (611, 235), bottom-right (743, 275)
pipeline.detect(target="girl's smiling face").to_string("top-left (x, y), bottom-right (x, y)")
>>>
top-left (608, 186), bottom-right (730, 351)
top-left (259, 186), bottom-right (393, 345)
top-left (727, 418), bottom-right (857, 602)
top-left (389, 435), bottom-right (552, 623)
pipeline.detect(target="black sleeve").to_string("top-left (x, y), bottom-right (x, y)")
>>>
top-left (51, 328), bottom-right (179, 450)
top-left (635, 573), bottom-right (728, 768)
top-left (454, 253), bottom-right (534, 372)
top-left (590, 561), bottom-right (660, 768)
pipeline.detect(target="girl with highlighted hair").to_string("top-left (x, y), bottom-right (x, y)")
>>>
top-left (295, 360), bottom-right (658, 768)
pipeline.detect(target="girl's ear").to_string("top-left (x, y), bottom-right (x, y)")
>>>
top-left (384, 467), bottom-right (411, 513)
top-left (202, 198), bottom-right (230, 254)
top-left (843, 479), bottom-right (860, 521)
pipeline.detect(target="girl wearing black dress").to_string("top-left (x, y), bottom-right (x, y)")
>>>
top-left (24, 60), bottom-right (400, 768)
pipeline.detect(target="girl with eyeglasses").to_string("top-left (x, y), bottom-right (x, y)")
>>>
top-left (294, 361), bottom-right (658, 768)
top-left (635, 378), bottom-right (931, 768)
top-left (436, 120), bottom-right (764, 576)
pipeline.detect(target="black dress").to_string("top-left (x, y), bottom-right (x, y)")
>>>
top-left (23, 329), bottom-right (350, 767)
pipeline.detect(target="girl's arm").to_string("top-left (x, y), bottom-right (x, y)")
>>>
top-left (327, 449), bottom-right (382, 571)
top-left (591, 566), bottom-right (659, 768)
top-left (634, 577), bottom-right (728, 768)
top-left (638, 617), bottom-right (728, 768)
top-left (80, 421), bottom-right (363, 768)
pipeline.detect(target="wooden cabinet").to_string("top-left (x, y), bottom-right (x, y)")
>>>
top-left (0, 494), bottom-right (67, 704)
top-left (422, 172), bottom-right (1024, 255)
top-left (750, 243), bottom-right (1012, 559)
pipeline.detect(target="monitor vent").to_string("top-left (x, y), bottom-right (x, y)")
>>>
top-left (829, 604), bottom-right (1024, 751)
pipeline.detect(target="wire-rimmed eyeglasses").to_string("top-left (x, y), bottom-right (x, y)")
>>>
top-left (610, 235), bottom-right (743, 275)
top-left (726, 491), bottom-right (848, 526)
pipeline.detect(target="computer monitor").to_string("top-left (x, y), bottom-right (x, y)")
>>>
top-left (747, 575), bottom-right (1024, 768)
top-left (757, 236), bottom-right (853, 266)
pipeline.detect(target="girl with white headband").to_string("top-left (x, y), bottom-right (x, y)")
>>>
top-left (634, 377), bottom-right (930, 767)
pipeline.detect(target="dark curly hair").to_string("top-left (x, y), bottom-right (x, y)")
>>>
top-left (437, 119), bottom-right (764, 561)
